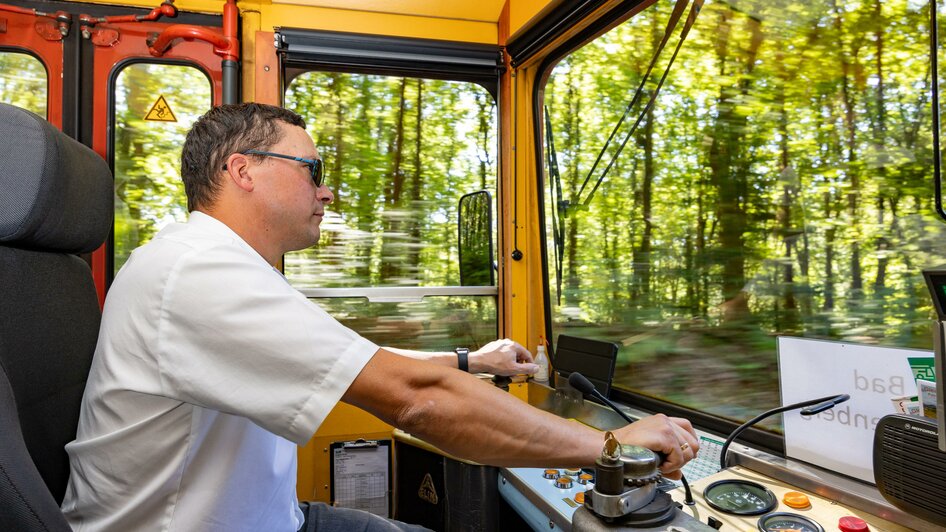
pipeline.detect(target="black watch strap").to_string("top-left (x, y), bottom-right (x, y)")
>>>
top-left (454, 348), bottom-right (470, 372)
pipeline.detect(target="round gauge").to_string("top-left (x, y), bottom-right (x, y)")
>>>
top-left (758, 512), bottom-right (825, 532)
top-left (703, 479), bottom-right (778, 515)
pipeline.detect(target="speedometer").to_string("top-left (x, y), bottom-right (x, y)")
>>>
top-left (757, 512), bottom-right (825, 532)
top-left (703, 479), bottom-right (778, 516)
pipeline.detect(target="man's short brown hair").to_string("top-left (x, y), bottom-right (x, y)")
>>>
top-left (181, 103), bottom-right (306, 211)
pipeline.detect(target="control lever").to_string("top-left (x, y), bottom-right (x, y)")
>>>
top-left (567, 372), bottom-right (694, 505)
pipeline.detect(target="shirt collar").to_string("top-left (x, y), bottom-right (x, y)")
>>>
top-left (186, 211), bottom-right (276, 269)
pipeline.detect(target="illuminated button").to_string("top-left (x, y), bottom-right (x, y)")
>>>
top-left (578, 473), bottom-right (594, 485)
top-left (838, 516), bottom-right (870, 532)
top-left (782, 491), bottom-right (811, 509)
top-left (564, 468), bottom-right (581, 476)
top-left (574, 491), bottom-right (585, 504)
top-left (555, 476), bottom-right (574, 489)
top-left (542, 469), bottom-right (559, 480)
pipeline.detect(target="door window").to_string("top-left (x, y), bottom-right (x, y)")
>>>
top-left (0, 50), bottom-right (47, 117)
top-left (112, 62), bottom-right (212, 273)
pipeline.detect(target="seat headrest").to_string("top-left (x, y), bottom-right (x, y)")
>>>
top-left (0, 103), bottom-right (113, 253)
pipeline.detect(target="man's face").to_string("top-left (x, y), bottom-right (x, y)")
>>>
top-left (251, 122), bottom-right (334, 252)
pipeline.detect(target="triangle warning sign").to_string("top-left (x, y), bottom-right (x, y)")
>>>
top-left (145, 95), bottom-right (177, 122)
top-left (417, 473), bottom-right (439, 505)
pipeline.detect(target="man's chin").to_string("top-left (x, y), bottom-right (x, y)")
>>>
top-left (285, 233), bottom-right (320, 253)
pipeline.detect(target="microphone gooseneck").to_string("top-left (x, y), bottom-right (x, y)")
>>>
top-left (720, 393), bottom-right (851, 470)
top-left (568, 372), bottom-right (634, 424)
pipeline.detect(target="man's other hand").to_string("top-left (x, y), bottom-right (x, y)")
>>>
top-left (469, 339), bottom-right (538, 376)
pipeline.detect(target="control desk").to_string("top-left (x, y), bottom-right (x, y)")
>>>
top-left (498, 383), bottom-right (946, 532)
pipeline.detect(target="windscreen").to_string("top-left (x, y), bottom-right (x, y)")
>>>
top-left (543, 0), bottom-right (945, 429)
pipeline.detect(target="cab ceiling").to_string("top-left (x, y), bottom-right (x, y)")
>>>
top-left (269, 0), bottom-right (507, 23)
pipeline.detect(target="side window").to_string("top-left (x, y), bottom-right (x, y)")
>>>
top-left (543, 1), bottom-right (938, 428)
top-left (112, 63), bottom-right (212, 274)
top-left (284, 72), bottom-right (498, 350)
top-left (0, 51), bottom-right (48, 118)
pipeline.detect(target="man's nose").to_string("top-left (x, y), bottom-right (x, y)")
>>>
top-left (318, 184), bottom-right (334, 204)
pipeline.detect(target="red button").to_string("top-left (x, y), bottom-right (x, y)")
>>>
top-left (838, 516), bottom-right (869, 532)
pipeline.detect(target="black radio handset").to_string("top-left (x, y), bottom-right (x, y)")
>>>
top-left (719, 393), bottom-right (850, 470)
top-left (567, 372), bottom-right (694, 505)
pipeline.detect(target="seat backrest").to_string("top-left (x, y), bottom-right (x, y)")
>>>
top-left (0, 103), bottom-right (113, 530)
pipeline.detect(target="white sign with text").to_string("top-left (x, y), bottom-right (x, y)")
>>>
top-left (778, 337), bottom-right (930, 482)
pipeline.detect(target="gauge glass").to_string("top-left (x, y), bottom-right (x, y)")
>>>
top-left (757, 512), bottom-right (825, 532)
top-left (703, 479), bottom-right (777, 515)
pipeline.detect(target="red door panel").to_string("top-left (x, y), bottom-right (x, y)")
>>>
top-left (88, 20), bottom-right (223, 303)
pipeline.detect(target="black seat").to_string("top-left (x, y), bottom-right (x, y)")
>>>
top-left (0, 103), bottom-right (113, 530)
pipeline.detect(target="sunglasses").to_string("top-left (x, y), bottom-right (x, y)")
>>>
top-left (233, 149), bottom-right (325, 187)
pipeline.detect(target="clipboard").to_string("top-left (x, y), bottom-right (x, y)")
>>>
top-left (329, 439), bottom-right (392, 518)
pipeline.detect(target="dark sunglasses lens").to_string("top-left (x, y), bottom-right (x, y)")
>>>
top-left (312, 160), bottom-right (323, 187)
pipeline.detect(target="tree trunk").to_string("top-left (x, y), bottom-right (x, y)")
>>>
top-left (707, 8), bottom-right (762, 320)
top-left (380, 78), bottom-right (408, 282)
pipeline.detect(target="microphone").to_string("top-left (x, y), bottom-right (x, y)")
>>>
top-left (800, 394), bottom-right (850, 415)
top-left (568, 372), bottom-right (634, 424)
top-left (720, 393), bottom-right (850, 470)
top-left (568, 372), bottom-right (694, 505)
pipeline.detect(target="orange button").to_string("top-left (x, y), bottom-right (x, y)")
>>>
top-left (574, 491), bottom-right (585, 504)
top-left (555, 476), bottom-right (574, 489)
top-left (783, 491), bottom-right (811, 509)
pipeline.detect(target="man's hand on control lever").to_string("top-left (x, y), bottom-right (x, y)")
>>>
top-left (610, 414), bottom-right (699, 480)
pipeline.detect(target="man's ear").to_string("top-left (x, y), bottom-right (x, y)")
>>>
top-left (223, 153), bottom-right (255, 193)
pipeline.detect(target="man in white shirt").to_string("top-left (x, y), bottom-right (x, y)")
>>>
top-left (61, 103), bottom-right (699, 531)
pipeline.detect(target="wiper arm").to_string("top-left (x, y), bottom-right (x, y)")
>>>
top-left (574, 0), bottom-right (704, 209)
top-left (545, 106), bottom-right (566, 304)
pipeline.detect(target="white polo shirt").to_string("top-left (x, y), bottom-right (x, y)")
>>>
top-left (61, 211), bottom-right (378, 531)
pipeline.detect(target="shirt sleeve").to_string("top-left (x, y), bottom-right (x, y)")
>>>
top-left (155, 242), bottom-right (378, 445)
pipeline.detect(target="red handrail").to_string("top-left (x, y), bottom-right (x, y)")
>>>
top-left (147, 0), bottom-right (238, 61)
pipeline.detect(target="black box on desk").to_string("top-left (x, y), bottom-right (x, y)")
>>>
top-left (393, 430), bottom-right (501, 531)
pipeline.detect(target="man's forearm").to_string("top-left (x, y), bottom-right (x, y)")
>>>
top-left (344, 349), bottom-right (603, 467)
top-left (383, 346), bottom-right (460, 368)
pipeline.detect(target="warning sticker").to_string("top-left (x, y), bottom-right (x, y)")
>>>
top-left (145, 95), bottom-right (177, 122)
top-left (417, 473), bottom-right (438, 505)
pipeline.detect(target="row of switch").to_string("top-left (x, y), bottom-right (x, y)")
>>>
top-left (541, 468), bottom-right (595, 490)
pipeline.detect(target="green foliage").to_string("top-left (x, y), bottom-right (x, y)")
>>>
top-left (545, 0), bottom-right (942, 425)
top-left (283, 73), bottom-right (498, 288)
top-left (0, 52), bottom-right (48, 117)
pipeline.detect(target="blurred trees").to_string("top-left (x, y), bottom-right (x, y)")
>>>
top-left (544, 0), bottom-right (942, 422)
top-left (0, 52), bottom-right (48, 118)
top-left (283, 73), bottom-right (497, 289)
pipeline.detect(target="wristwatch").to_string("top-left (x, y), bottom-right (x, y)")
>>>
top-left (454, 347), bottom-right (470, 372)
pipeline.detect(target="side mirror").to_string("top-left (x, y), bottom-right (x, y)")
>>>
top-left (458, 190), bottom-right (495, 286)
